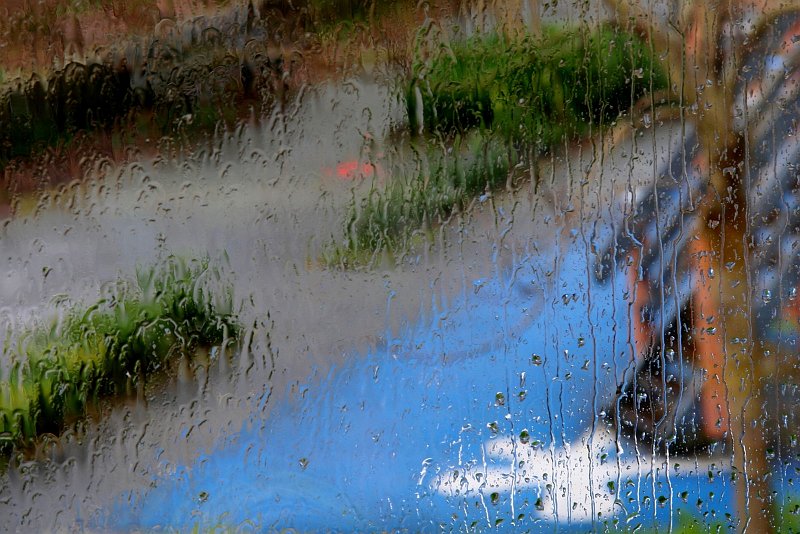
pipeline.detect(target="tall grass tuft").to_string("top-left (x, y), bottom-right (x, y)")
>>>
top-left (408, 26), bottom-right (668, 150)
top-left (327, 133), bottom-right (515, 266)
top-left (0, 256), bottom-right (238, 455)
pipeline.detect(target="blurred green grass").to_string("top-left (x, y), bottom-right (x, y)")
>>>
top-left (407, 26), bottom-right (668, 149)
top-left (0, 256), bottom-right (238, 456)
top-left (325, 131), bottom-right (515, 267)
top-left (328, 25), bottom-right (668, 266)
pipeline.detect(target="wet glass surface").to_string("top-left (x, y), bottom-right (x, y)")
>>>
top-left (1, 1), bottom-right (799, 532)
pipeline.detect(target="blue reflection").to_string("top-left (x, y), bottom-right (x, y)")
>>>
top-left (106, 240), bottom-right (796, 531)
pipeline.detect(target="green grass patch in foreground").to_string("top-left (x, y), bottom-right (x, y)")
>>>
top-left (325, 133), bottom-right (515, 267)
top-left (0, 256), bottom-right (238, 455)
top-left (407, 26), bottom-right (668, 149)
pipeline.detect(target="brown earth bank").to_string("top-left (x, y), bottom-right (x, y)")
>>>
top-left (0, 1), bottom-right (432, 217)
top-left (1, 0), bottom-right (239, 76)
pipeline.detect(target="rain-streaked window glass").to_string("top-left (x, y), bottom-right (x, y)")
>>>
top-left (1, 0), bottom-right (798, 531)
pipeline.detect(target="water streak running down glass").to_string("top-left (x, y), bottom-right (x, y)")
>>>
top-left (0, 1), bottom-right (798, 532)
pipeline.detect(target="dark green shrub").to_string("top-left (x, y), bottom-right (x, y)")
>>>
top-left (557, 27), bottom-right (668, 126)
top-left (0, 10), bottom-right (283, 169)
top-left (307, 0), bottom-right (375, 21)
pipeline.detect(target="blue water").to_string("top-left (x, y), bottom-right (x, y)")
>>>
top-left (105, 241), bottom-right (797, 532)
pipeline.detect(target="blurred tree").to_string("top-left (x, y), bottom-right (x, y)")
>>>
top-left (602, 1), bottom-right (796, 531)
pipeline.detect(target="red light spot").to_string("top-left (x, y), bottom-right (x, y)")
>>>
top-left (337, 160), bottom-right (360, 178)
top-left (330, 160), bottom-right (377, 180)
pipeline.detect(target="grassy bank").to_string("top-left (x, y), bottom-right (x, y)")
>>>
top-left (0, 0), bottom-right (416, 168)
top-left (0, 0), bottom-right (421, 182)
top-left (407, 26), bottom-right (668, 149)
top-left (326, 132), bottom-right (515, 267)
top-left (326, 26), bottom-right (668, 266)
top-left (0, 256), bottom-right (238, 456)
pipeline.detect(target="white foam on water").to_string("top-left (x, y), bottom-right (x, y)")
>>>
top-left (430, 426), bottom-right (731, 525)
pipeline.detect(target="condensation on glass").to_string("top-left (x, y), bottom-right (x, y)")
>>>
top-left (0, 1), bottom-right (797, 532)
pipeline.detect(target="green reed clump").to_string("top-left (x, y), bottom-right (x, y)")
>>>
top-left (328, 133), bottom-right (514, 266)
top-left (408, 26), bottom-right (668, 149)
top-left (0, 256), bottom-right (238, 455)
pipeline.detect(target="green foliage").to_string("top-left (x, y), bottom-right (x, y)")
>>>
top-left (667, 510), bottom-right (732, 533)
top-left (776, 498), bottom-right (800, 533)
top-left (408, 26), bottom-right (668, 150)
top-left (0, 256), bottom-right (238, 455)
top-left (0, 10), bottom-right (283, 168)
top-left (328, 133), bottom-right (514, 266)
top-left (0, 63), bottom-right (131, 161)
top-left (334, 25), bottom-right (668, 265)
top-left (635, 499), bottom-right (800, 533)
